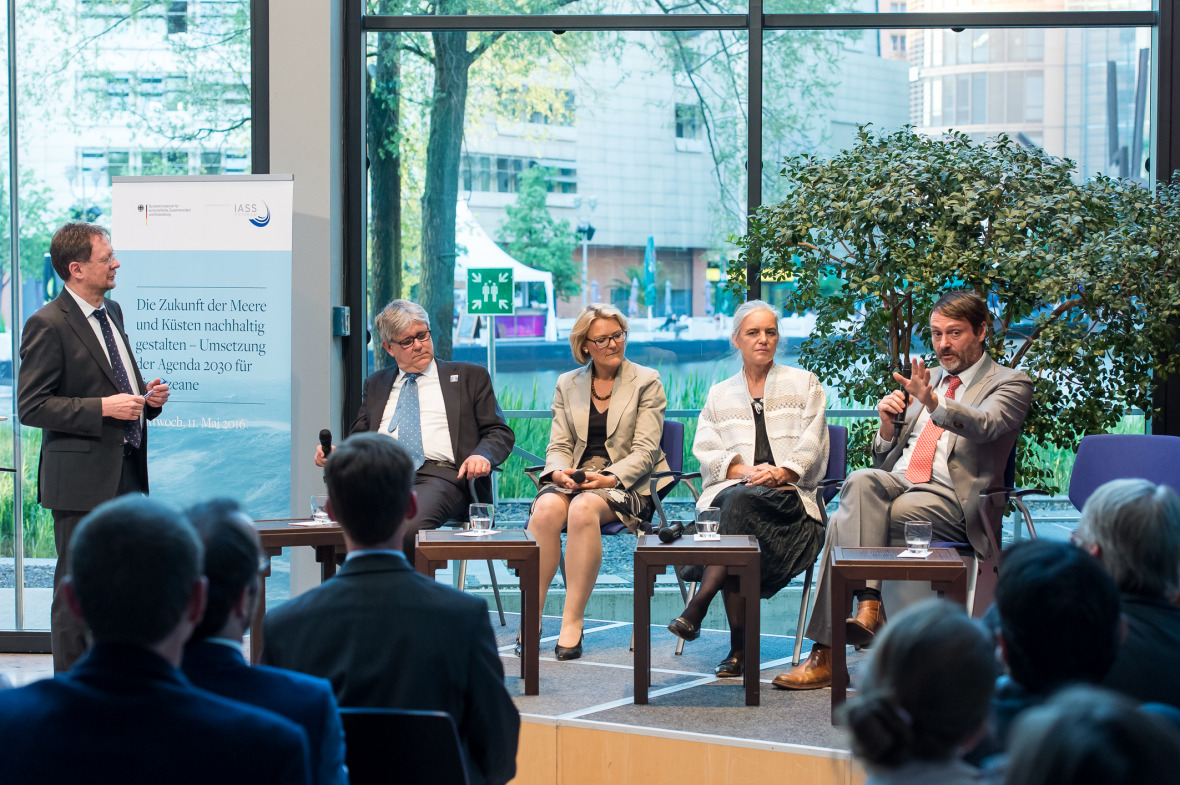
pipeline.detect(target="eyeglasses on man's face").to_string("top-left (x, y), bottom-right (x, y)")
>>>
top-left (587, 330), bottom-right (627, 349)
top-left (83, 250), bottom-right (118, 268)
top-left (393, 329), bottom-right (432, 349)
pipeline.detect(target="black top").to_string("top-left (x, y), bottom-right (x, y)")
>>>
top-left (583, 403), bottom-right (610, 463)
top-left (752, 398), bottom-right (775, 465)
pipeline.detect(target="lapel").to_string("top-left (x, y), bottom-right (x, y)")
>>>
top-left (606, 359), bottom-right (638, 436)
top-left (57, 290), bottom-right (119, 390)
top-left (435, 359), bottom-right (462, 458)
top-left (945, 354), bottom-right (995, 456)
top-left (568, 364), bottom-right (592, 443)
top-left (369, 367), bottom-right (399, 432)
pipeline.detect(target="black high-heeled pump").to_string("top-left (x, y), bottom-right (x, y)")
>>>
top-left (554, 631), bottom-right (584, 661)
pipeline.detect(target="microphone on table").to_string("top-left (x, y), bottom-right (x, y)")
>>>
top-left (570, 469), bottom-right (586, 485)
top-left (659, 521), bottom-right (685, 543)
top-left (891, 361), bottom-right (912, 446)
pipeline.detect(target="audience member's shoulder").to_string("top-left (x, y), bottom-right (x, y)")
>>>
top-left (254, 662), bottom-right (336, 698)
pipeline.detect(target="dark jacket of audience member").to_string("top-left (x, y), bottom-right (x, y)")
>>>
top-left (262, 434), bottom-right (520, 785)
top-left (1003, 686), bottom-right (1180, 785)
top-left (968, 540), bottom-right (1122, 764)
top-left (1073, 478), bottom-right (1180, 708)
top-left (842, 599), bottom-right (995, 785)
top-left (182, 498), bottom-right (348, 785)
top-left (0, 496), bottom-right (311, 785)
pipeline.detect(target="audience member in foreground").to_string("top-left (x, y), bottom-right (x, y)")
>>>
top-left (842, 599), bottom-right (995, 785)
top-left (1072, 478), bottom-right (1180, 708)
top-left (778, 291), bottom-right (1033, 689)
top-left (0, 495), bottom-right (311, 785)
top-left (182, 498), bottom-right (347, 785)
top-left (264, 433), bottom-right (520, 785)
top-left (669, 299), bottom-right (829, 678)
top-left (1002, 686), bottom-right (1180, 785)
top-left (968, 539), bottom-right (1122, 763)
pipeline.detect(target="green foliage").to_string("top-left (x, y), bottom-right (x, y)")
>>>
top-left (497, 166), bottom-right (580, 301)
top-left (734, 126), bottom-right (1180, 491)
top-left (0, 428), bottom-right (57, 559)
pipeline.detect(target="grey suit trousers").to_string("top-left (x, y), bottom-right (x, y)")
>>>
top-left (803, 468), bottom-right (966, 647)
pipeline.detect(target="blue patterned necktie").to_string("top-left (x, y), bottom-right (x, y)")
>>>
top-left (93, 308), bottom-right (142, 449)
top-left (388, 372), bottom-right (424, 470)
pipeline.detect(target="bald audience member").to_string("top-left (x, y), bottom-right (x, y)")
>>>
top-left (0, 495), bottom-right (311, 785)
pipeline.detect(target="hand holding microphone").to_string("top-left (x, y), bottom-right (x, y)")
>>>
top-left (315, 429), bottom-right (333, 468)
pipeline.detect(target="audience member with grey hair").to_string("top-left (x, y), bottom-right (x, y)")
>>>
top-left (1002, 686), bottom-right (1180, 785)
top-left (0, 495), bottom-right (311, 785)
top-left (315, 298), bottom-right (514, 556)
top-left (1074, 478), bottom-right (1180, 708)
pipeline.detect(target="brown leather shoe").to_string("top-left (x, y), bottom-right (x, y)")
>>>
top-left (771, 645), bottom-right (831, 690)
top-left (845, 599), bottom-right (886, 649)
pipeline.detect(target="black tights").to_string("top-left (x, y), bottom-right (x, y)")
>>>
top-left (680, 565), bottom-right (747, 653)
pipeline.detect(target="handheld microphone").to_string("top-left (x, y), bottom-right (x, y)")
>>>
top-left (319, 429), bottom-right (333, 459)
top-left (892, 361), bottom-right (912, 445)
top-left (659, 521), bottom-right (685, 543)
top-left (570, 469), bottom-right (586, 484)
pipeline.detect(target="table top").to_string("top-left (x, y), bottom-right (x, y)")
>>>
top-left (253, 518), bottom-right (342, 533)
top-left (833, 546), bottom-right (962, 566)
top-left (636, 534), bottom-right (759, 552)
top-left (417, 529), bottom-right (537, 547)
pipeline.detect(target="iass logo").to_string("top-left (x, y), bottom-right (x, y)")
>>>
top-left (235, 201), bottom-right (271, 228)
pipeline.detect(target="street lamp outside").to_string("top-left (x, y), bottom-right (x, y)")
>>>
top-left (574, 195), bottom-right (597, 307)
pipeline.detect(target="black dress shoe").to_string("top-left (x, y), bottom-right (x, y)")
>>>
top-left (667, 616), bottom-right (701, 642)
top-left (555, 632), bottom-right (584, 661)
top-left (715, 651), bottom-right (744, 678)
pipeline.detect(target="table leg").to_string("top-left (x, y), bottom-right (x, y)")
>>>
top-left (518, 553), bottom-right (540, 696)
top-left (315, 545), bottom-right (338, 580)
top-left (830, 570), bottom-right (851, 721)
top-left (250, 550), bottom-right (278, 665)
top-left (633, 560), bottom-right (656, 704)
top-left (933, 572), bottom-right (968, 608)
top-left (743, 557), bottom-right (760, 706)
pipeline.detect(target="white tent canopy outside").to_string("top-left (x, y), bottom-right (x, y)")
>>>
top-left (453, 202), bottom-right (558, 342)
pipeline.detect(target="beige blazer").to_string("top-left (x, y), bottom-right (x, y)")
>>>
top-left (542, 358), bottom-right (672, 494)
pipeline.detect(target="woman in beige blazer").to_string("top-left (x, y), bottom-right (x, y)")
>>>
top-left (529, 304), bottom-right (670, 660)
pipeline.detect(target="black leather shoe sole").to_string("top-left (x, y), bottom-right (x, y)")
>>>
top-left (715, 653), bottom-right (743, 678)
top-left (555, 632), bottom-right (584, 661)
top-left (667, 617), bottom-right (701, 642)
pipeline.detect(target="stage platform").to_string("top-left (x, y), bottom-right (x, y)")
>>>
top-left (495, 611), bottom-right (866, 785)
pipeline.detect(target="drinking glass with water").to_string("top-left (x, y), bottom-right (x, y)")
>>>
top-left (310, 494), bottom-right (330, 522)
top-left (904, 521), bottom-right (932, 555)
top-left (469, 503), bottom-right (494, 534)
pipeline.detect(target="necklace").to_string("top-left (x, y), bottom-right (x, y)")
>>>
top-left (591, 376), bottom-right (613, 401)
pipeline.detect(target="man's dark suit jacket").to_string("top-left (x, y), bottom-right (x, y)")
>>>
top-left (18, 290), bottom-right (160, 510)
top-left (349, 359), bottom-right (514, 503)
top-left (182, 639), bottom-right (347, 785)
top-left (1102, 592), bottom-right (1180, 708)
top-left (0, 643), bottom-right (311, 785)
top-left (261, 552), bottom-right (521, 785)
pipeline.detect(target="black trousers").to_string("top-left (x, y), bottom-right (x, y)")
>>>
top-left (401, 473), bottom-right (470, 558)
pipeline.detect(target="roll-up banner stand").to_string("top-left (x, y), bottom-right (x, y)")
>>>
top-left (112, 175), bottom-right (294, 517)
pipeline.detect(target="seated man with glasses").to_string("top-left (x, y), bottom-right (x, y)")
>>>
top-left (315, 299), bottom-right (514, 555)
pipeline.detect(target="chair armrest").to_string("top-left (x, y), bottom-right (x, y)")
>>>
top-left (979, 486), bottom-right (1052, 499)
top-left (819, 478), bottom-right (844, 489)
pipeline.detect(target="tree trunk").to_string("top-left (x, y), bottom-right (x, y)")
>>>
top-left (419, 28), bottom-right (470, 361)
top-left (368, 27), bottom-right (402, 370)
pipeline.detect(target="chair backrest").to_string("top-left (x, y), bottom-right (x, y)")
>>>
top-left (339, 708), bottom-right (469, 785)
top-left (823, 425), bottom-right (848, 504)
top-left (1068, 434), bottom-right (1180, 512)
top-left (660, 419), bottom-right (684, 475)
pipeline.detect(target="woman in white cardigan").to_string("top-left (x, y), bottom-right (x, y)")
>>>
top-left (668, 300), bottom-right (829, 677)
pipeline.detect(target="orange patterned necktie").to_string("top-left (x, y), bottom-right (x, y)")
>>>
top-left (904, 375), bottom-right (962, 484)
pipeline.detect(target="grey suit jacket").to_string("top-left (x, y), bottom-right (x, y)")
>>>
top-left (18, 290), bottom-right (158, 511)
top-left (874, 354), bottom-right (1033, 557)
top-left (542, 358), bottom-right (671, 494)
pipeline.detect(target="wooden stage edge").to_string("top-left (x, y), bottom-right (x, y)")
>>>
top-left (510, 714), bottom-right (862, 785)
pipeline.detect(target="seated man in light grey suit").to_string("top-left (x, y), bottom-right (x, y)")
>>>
top-left (774, 290), bottom-right (1033, 690)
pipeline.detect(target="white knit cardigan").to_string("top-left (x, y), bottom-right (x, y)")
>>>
top-left (693, 363), bottom-right (830, 522)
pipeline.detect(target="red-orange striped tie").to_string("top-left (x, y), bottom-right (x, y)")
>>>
top-left (904, 376), bottom-right (962, 484)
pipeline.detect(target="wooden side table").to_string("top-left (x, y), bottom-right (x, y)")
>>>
top-left (829, 546), bottom-right (967, 721)
top-left (634, 534), bottom-right (761, 706)
top-left (415, 529), bottom-right (541, 696)
top-left (251, 519), bottom-right (346, 664)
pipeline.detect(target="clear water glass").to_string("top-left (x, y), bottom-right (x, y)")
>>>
top-left (696, 506), bottom-right (721, 536)
top-left (310, 494), bottom-right (330, 522)
top-left (905, 521), bottom-right (933, 555)
top-left (469, 503), bottom-right (494, 533)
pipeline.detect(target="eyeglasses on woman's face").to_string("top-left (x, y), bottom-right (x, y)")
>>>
top-left (587, 330), bottom-right (627, 349)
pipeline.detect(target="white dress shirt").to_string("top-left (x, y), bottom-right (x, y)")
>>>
top-left (65, 286), bottom-right (145, 441)
top-left (878, 353), bottom-right (987, 489)
top-left (377, 359), bottom-right (455, 464)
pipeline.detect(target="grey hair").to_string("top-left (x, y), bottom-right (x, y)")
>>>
top-left (569, 303), bottom-right (629, 365)
top-left (1076, 478), bottom-right (1180, 597)
top-left (374, 300), bottom-right (431, 344)
top-left (731, 299), bottom-right (780, 343)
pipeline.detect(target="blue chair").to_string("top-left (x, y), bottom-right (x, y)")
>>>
top-left (339, 708), bottom-right (468, 785)
top-left (1067, 434), bottom-right (1180, 510)
top-left (656, 424), bottom-right (848, 666)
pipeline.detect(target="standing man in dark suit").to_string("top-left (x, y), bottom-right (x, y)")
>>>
top-left (18, 222), bottom-right (170, 672)
top-left (270, 433), bottom-right (520, 785)
top-left (182, 498), bottom-right (347, 785)
top-left (315, 298), bottom-right (513, 555)
top-left (0, 495), bottom-right (311, 785)
top-left (775, 290), bottom-right (1033, 690)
